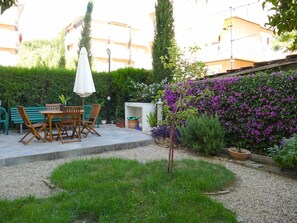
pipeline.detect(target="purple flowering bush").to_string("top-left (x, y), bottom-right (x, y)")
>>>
top-left (163, 70), bottom-right (297, 152)
top-left (151, 124), bottom-right (180, 140)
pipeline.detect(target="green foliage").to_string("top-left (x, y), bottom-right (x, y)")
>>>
top-left (111, 67), bottom-right (152, 119)
top-left (159, 39), bottom-right (210, 173)
top-left (129, 78), bottom-right (167, 103)
top-left (161, 41), bottom-right (207, 83)
top-left (0, 0), bottom-right (17, 14)
top-left (18, 32), bottom-right (66, 68)
top-left (147, 111), bottom-right (157, 127)
top-left (263, 0), bottom-right (297, 35)
top-left (152, 0), bottom-right (175, 83)
top-left (58, 94), bottom-right (71, 105)
top-left (0, 66), bottom-right (152, 121)
top-left (0, 158), bottom-right (236, 222)
top-left (272, 31), bottom-right (297, 53)
top-left (165, 69), bottom-right (297, 152)
top-left (163, 83), bottom-right (213, 126)
top-left (178, 114), bottom-right (225, 156)
top-left (263, 0), bottom-right (297, 48)
top-left (57, 31), bottom-right (66, 68)
top-left (269, 134), bottom-right (297, 169)
top-left (78, 1), bottom-right (93, 68)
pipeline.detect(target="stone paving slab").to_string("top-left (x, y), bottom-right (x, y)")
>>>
top-left (0, 124), bottom-right (154, 166)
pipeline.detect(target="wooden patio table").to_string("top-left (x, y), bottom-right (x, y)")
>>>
top-left (40, 110), bottom-right (84, 142)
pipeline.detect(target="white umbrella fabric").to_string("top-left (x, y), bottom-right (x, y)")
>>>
top-left (73, 47), bottom-right (96, 109)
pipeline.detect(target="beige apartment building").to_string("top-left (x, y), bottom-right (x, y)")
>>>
top-left (64, 16), bottom-right (153, 72)
top-left (174, 0), bottom-right (286, 74)
top-left (0, 5), bottom-right (23, 66)
top-left (201, 16), bottom-right (285, 74)
top-left (0, 0), bottom-right (287, 75)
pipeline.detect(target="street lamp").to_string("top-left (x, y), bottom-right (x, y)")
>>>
top-left (106, 48), bottom-right (111, 124)
top-left (106, 48), bottom-right (111, 73)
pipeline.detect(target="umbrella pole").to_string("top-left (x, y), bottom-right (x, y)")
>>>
top-left (82, 97), bottom-right (85, 121)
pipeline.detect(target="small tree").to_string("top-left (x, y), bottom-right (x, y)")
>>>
top-left (78, 1), bottom-right (93, 68)
top-left (161, 42), bottom-right (209, 173)
top-left (161, 41), bottom-right (207, 82)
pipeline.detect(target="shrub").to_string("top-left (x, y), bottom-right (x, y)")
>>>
top-left (0, 66), bottom-right (152, 121)
top-left (151, 124), bottom-right (179, 140)
top-left (268, 134), bottom-right (297, 169)
top-left (129, 78), bottom-right (167, 103)
top-left (178, 113), bottom-right (225, 155)
top-left (164, 70), bottom-right (297, 152)
top-left (147, 111), bottom-right (157, 127)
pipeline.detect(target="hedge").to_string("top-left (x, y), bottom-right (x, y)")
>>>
top-left (164, 70), bottom-right (297, 152)
top-left (0, 66), bottom-right (152, 122)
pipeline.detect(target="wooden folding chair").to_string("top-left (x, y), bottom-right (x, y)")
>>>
top-left (81, 104), bottom-right (101, 138)
top-left (45, 103), bottom-right (62, 137)
top-left (55, 106), bottom-right (81, 144)
top-left (17, 106), bottom-right (47, 145)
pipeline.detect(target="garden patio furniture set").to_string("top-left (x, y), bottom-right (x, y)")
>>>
top-left (1, 104), bottom-right (101, 145)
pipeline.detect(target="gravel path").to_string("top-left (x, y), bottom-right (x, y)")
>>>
top-left (0, 144), bottom-right (296, 223)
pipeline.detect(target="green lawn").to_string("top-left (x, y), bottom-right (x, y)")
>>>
top-left (0, 158), bottom-right (237, 222)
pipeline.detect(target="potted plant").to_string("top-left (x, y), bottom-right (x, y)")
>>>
top-left (58, 94), bottom-right (71, 110)
top-left (116, 117), bottom-right (125, 128)
top-left (127, 116), bottom-right (141, 129)
top-left (228, 142), bottom-right (251, 161)
top-left (100, 115), bottom-right (107, 125)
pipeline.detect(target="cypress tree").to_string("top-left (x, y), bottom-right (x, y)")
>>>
top-left (78, 1), bottom-right (93, 68)
top-left (152, 0), bottom-right (175, 83)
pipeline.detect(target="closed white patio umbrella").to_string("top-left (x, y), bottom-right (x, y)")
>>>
top-left (73, 47), bottom-right (96, 109)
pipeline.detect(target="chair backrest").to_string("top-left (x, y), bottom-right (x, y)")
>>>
top-left (46, 104), bottom-right (61, 111)
top-left (62, 106), bottom-right (81, 123)
top-left (84, 105), bottom-right (93, 120)
top-left (88, 104), bottom-right (101, 123)
top-left (0, 107), bottom-right (8, 122)
top-left (17, 106), bottom-right (33, 127)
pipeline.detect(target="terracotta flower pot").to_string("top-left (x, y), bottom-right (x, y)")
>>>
top-left (228, 148), bottom-right (250, 161)
top-left (128, 120), bottom-right (138, 129)
top-left (116, 122), bottom-right (125, 128)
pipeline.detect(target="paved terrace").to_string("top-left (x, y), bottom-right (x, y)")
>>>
top-left (0, 125), bottom-right (154, 167)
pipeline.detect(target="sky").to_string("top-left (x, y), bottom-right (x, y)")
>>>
top-left (18, 0), bottom-right (89, 40)
top-left (17, 0), bottom-right (269, 42)
top-left (18, 0), bottom-right (154, 41)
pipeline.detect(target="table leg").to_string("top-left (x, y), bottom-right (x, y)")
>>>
top-left (78, 117), bottom-right (81, 139)
top-left (44, 115), bottom-right (47, 139)
top-left (48, 115), bottom-right (53, 142)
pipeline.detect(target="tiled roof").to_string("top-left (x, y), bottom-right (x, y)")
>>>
top-left (209, 54), bottom-right (297, 78)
